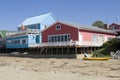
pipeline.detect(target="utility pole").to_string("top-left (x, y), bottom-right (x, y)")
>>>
top-left (105, 20), bottom-right (109, 29)
top-left (116, 17), bottom-right (118, 23)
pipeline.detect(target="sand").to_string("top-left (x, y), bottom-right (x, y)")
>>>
top-left (0, 56), bottom-right (120, 80)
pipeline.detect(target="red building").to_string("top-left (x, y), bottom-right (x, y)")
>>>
top-left (42, 21), bottom-right (116, 47)
top-left (109, 23), bottom-right (120, 36)
top-left (109, 23), bottom-right (120, 30)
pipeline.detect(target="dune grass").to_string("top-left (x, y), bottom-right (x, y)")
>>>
top-left (93, 39), bottom-right (120, 57)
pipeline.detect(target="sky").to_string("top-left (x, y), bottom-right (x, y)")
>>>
top-left (0, 0), bottom-right (120, 30)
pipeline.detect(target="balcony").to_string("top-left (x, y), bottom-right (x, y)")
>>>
top-left (6, 29), bottom-right (40, 37)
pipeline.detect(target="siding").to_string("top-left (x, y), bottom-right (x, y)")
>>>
top-left (42, 22), bottom-right (78, 42)
top-left (6, 35), bottom-right (28, 48)
top-left (80, 29), bottom-right (115, 42)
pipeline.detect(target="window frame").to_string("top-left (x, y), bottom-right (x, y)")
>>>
top-left (55, 24), bottom-right (61, 30)
top-left (22, 38), bottom-right (27, 44)
top-left (48, 34), bottom-right (71, 42)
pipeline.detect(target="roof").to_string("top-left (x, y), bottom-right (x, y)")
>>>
top-left (43, 21), bottom-right (116, 34)
top-left (109, 23), bottom-right (120, 27)
top-left (0, 30), bottom-right (15, 38)
top-left (60, 21), bottom-right (117, 34)
top-left (18, 12), bottom-right (57, 27)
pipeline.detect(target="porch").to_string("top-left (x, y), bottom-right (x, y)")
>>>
top-left (29, 41), bottom-right (104, 47)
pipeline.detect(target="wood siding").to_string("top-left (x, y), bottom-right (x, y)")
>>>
top-left (42, 22), bottom-right (78, 42)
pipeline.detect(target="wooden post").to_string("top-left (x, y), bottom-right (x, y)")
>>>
top-left (5, 48), bottom-right (7, 53)
top-left (75, 46), bottom-right (77, 55)
top-left (62, 47), bottom-right (63, 55)
top-left (67, 47), bottom-right (69, 54)
top-left (80, 48), bottom-right (82, 54)
top-left (91, 47), bottom-right (92, 54)
top-left (51, 47), bottom-right (52, 56)
top-left (87, 47), bottom-right (89, 54)
top-left (56, 47), bottom-right (58, 55)
top-left (83, 47), bottom-right (85, 54)
top-left (45, 47), bottom-right (47, 55)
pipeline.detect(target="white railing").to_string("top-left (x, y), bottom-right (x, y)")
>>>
top-left (29, 41), bottom-right (103, 47)
top-left (6, 29), bottom-right (40, 37)
top-left (26, 29), bottom-right (39, 34)
top-left (116, 36), bottom-right (120, 39)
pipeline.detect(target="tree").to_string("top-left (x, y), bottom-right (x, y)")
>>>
top-left (92, 20), bottom-right (107, 29)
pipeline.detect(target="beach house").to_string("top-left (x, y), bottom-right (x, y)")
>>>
top-left (0, 30), bottom-right (16, 48)
top-left (41, 21), bottom-right (116, 47)
top-left (109, 23), bottom-right (120, 38)
top-left (6, 12), bottom-right (57, 49)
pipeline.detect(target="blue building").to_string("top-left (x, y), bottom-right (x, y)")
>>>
top-left (6, 12), bottom-right (57, 48)
top-left (0, 30), bottom-right (15, 49)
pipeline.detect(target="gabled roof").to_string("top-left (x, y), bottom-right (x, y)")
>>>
top-left (19, 12), bottom-right (57, 27)
top-left (109, 23), bottom-right (120, 27)
top-left (0, 30), bottom-right (15, 38)
top-left (43, 21), bottom-right (116, 34)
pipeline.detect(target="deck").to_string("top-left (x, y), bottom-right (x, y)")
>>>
top-left (29, 41), bottom-right (103, 48)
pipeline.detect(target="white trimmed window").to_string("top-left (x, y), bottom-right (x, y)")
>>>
top-left (48, 34), bottom-right (70, 42)
top-left (92, 34), bottom-right (104, 43)
top-left (56, 24), bottom-right (61, 30)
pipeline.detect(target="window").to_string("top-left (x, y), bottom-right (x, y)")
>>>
top-left (7, 40), bottom-right (12, 44)
top-left (61, 35), bottom-right (64, 41)
top-left (22, 39), bottom-right (27, 44)
top-left (12, 40), bottom-right (20, 44)
top-left (34, 24), bottom-right (38, 29)
top-left (14, 40), bottom-right (17, 44)
top-left (58, 36), bottom-right (60, 41)
top-left (51, 36), bottom-right (54, 42)
top-left (48, 34), bottom-right (71, 42)
top-left (65, 35), bottom-right (67, 41)
top-left (48, 36), bottom-right (51, 42)
top-left (92, 34), bottom-right (104, 43)
top-left (56, 24), bottom-right (61, 30)
top-left (67, 34), bottom-right (70, 41)
top-left (99, 35), bottom-right (104, 43)
top-left (22, 39), bottom-right (26, 44)
top-left (55, 36), bottom-right (57, 42)
top-left (92, 35), bottom-right (98, 42)
top-left (17, 40), bottom-right (20, 44)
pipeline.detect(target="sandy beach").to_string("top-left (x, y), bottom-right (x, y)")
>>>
top-left (0, 55), bottom-right (120, 80)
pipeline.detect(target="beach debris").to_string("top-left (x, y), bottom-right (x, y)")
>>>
top-left (10, 52), bottom-right (20, 55)
top-left (110, 50), bottom-right (120, 59)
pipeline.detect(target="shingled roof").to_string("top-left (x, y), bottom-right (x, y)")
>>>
top-left (18, 12), bottom-right (57, 27)
top-left (57, 21), bottom-right (116, 34)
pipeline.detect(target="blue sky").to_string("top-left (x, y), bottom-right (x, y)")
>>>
top-left (0, 0), bottom-right (120, 30)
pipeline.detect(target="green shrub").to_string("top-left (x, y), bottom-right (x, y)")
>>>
top-left (92, 53), bottom-right (104, 57)
top-left (93, 39), bottom-right (120, 56)
top-left (100, 42), bottom-right (120, 55)
top-left (102, 39), bottom-right (118, 48)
